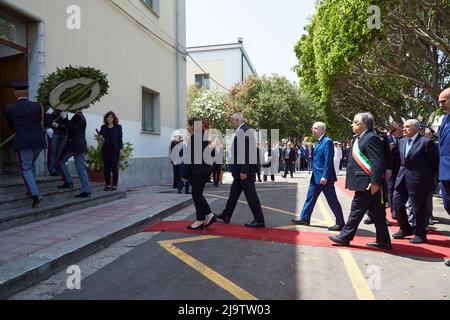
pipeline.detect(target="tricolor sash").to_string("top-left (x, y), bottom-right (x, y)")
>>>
top-left (352, 138), bottom-right (372, 176)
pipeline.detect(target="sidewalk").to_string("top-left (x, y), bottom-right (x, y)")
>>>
top-left (0, 185), bottom-right (193, 299)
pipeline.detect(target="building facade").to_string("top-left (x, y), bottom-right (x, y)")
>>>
top-left (0, 0), bottom-right (186, 188)
top-left (186, 40), bottom-right (256, 92)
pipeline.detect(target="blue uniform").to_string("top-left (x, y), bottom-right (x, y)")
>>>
top-left (5, 98), bottom-right (46, 197)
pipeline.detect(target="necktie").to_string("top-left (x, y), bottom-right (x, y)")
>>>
top-left (405, 138), bottom-right (413, 158)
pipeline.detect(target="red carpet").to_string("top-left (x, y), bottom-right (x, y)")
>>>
top-left (145, 221), bottom-right (450, 260)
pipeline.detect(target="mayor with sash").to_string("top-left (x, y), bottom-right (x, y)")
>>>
top-left (329, 112), bottom-right (392, 249)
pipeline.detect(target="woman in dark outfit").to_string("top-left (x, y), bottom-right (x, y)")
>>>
top-left (183, 117), bottom-right (216, 230)
top-left (98, 111), bottom-right (123, 191)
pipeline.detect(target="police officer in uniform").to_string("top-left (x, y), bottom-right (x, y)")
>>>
top-left (5, 81), bottom-right (47, 208)
top-left (57, 109), bottom-right (91, 197)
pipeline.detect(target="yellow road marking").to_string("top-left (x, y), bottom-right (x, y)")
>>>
top-left (317, 197), bottom-right (375, 300)
top-left (158, 236), bottom-right (257, 300)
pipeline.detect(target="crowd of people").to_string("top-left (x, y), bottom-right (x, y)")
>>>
top-left (4, 80), bottom-right (450, 267)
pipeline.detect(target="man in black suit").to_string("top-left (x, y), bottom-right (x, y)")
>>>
top-left (386, 123), bottom-right (402, 219)
top-left (215, 113), bottom-right (265, 228)
top-left (283, 142), bottom-right (296, 178)
top-left (5, 81), bottom-right (47, 208)
top-left (329, 112), bottom-right (391, 249)
top-left (57, 110), bottom-right (92, 197)
top-left (392, 119), bottom-right (439, 244)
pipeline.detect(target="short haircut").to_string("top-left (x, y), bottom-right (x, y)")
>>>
top-left (406, 119), bottom-right (420, 130)
top-left (231, 112), bottom-right (244, 122)
top-left (314, 122), bottom-right (327, 131)
top-left (355, 112), bottom-right (374, 131)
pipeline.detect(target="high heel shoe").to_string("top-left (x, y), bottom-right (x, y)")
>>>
top-left (204, 214), bottom-right (217, 227)
top-left (187, 222), bottom-right (204, 230)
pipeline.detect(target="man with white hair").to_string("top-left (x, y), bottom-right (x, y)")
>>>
top-left (215, 113), bottom-right (265, 228)
top-left (392, 119), bottom-right (439, 244)
top-left (292, 122), bottom-right (345, 230)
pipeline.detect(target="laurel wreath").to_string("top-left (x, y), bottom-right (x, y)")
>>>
top-left (37, 65), bottom-right (109, 112)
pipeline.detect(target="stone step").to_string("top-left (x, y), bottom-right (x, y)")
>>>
top-left (0, 190), bottom-right (126, 231)
top-left (0, 183), bottom-right (105, 211)
top-left (0, 176), bottom-right (80, 195)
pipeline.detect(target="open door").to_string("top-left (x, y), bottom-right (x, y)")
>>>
top-left (0, 53), bottom-right (28, 173)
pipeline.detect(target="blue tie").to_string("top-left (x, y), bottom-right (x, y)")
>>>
top-left (405, 138), bottom-right (413, 158)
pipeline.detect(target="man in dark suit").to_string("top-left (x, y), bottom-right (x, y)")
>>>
top-left (386, 123), bottom-right (402, 219)
top-left (283, 142), bottom-right (296, 178)
top-left (291, 122), bottom-right (345, 231)
top-left (4, 81), bottom-right (47, 208)
top-left (57, 110), bottom-right (91, 197)
top-left (392, 119), bottom-right (439, 244)
top-left (438, 88), bottom-right (450, 266)
top-left (329, 112), bottom-right (391, 249)
top-left (215, 113), bottom-right (265, 228)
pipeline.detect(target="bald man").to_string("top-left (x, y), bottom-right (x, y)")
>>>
top-left (438, 88), bottom-right (450, 267)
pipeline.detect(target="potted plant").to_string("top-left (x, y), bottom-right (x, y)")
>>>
top-left (87, 134), bottom-right (134, 182)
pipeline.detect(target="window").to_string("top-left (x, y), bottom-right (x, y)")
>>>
top-left (195, 74), bottom-right (210, 89)
top-left (142, 0), bottom-right (160, 15)
top-left (142, 88), bottom-right (160, 133)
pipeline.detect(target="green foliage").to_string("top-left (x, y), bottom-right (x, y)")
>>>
top-left (87, 134), bottom-right (134, 172)
top-left (37, 65), bottom-right (109, 112)
top-left (187, 87), bottom-right (231, 133)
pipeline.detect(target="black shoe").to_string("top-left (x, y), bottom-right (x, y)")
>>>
top-left (187, 223), bottom-right (204, 230)
top-left (329, 235), bottom-right (350, 246)
top-left (185, 191), bottom-right (191, 195)
top-left (409, 236), bottom-right (427, 244)
top-left (386, 220), bottom-right (392, 227)
top-left (58, 183), bottom-right (73, 189)
top-left (111, 186), bottom-right (117, 192)
top-left (75, 192), bottom-right (91, 198)
top-left (366, 242), bottom-right (393, 250)
top-left (428, 217), bottom-right (435, 225)
top-left (328, 225), bottom-right (344, 231)
top-left (445, 260), bottom-right (450, 267)
top-left (364, 217), bottom-right (373, 225)
top-left (245, 220), bottom-right (265, 228)
top-left (204, 215), bottom-right (217, 227)
top-left (392, 231), bottom-right (414, 239)
top-left (291, 218), bottom-right (310, 226)
top-left (104, 186), bottom-right (111, 191)
top-left (214, 213), bottom-right (230, 224)
top-left (32, 195), bottom-right (42, 208)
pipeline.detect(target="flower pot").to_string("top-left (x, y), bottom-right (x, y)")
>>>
top-left (89, 170), bottom-right (104, 182)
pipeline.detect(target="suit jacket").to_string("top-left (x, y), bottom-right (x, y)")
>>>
top-left (395, 134), bottom-right (439, 194)
top-left (346, 130), bottom-right (385, 191)
top-left (183, 133), bottom-right (212, 179)
top-left (99, 124), bottom-right (123, 154)
top-left (439, 114), bottom-right (450, 181)
top-left (230, 124), bottom-right (258, 179)
top-left (386, 134), bottom-right (402, 176)
top-left (311, 136), bottom-right (336, 185)
top-left (284, 148), bottom-right (297, 162)
top-left (62, 112), bottom-right (87, 154)
top-left (5, 99), bottom-right (47, 152)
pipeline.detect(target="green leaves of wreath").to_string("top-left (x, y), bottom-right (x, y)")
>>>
top-left (0, 66), bottom-right (109, 149)
top-left (37, 65), bottom-right (109, 112)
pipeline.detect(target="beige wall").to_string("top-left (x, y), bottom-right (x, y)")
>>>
top-left (5, 0), bottom-right (181, 129)
top-left (187, 59), bottom-right (225, 91)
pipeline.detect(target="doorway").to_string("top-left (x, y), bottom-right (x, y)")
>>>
top-left (0, 53), bottom-right (28, 173)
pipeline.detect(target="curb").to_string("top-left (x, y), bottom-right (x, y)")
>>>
top-left (0, 196), bottom-right (193, 299)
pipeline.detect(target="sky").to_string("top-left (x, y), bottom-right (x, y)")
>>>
top-left (186, 0), bottom-right (318, 84)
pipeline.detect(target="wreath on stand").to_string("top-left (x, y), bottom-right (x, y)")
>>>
top-left (0, 66), bottom-right (109, 148)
